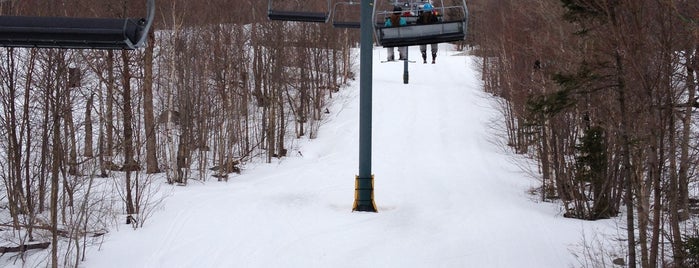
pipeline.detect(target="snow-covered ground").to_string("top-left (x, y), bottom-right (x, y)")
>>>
top-left (83, 44), bottom-right (617, 268)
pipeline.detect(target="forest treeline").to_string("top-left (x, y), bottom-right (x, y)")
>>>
top-left (5, 0), bottom-right (697, 267)
top-left (0, 0), bottom-right (357, 266)
top-left (470, 0), bottom-right (698, 267)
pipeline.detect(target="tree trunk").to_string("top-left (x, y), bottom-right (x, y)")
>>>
top-left (144, 27), bottom-right (160, 174)
top-left (121, 50), bottom-right (137, 215)
top-left (121, 50), bottom-right (139, 172)
top-left (39, 72), bottom-right (50, 212)
top-left (278, 89), bottom-right (286, 157)
top-left (84, 93), bottom-right (94, 158)
top-left (23, 50), bottom-right (37, 238)
top-left (105, 51), bottom-right (115, 158)
top-left (539, 120), bottom-right (551, 203)
top-left (677, 47), bottom-right (696, 222)
top-left (64, 86), bottom-right (78, 176)
top-left (3, 48), bottom-right (22, 229)
top-left (0, 242), bottom-right (50, 254)
top-left (50, 84), bottom-right (61, 268)
top-left (668, 111), bottom-right (684, 266)
top-left (615, 48), bottom-right (637, 268)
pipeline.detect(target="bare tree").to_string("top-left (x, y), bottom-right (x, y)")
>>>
top-left (0, 0), bottom-right (357, 266)
top-left (121, 50), bottom-right (138, 215)
top-left (143, 27), bottom-right (160, 174)
top-left (473, 0), bottom-right (699, 266)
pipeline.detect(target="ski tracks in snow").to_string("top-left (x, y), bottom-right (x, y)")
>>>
top-left (84, 44), bottom-right (617, 268)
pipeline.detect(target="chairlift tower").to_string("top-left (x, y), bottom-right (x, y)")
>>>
top-left (269, 0), bottom-right (377, 212)
top-left (353, 0), bottom-right (379, 212)
top-left (268, 0), bottom-right (468, 213)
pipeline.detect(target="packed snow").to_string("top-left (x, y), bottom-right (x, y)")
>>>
top-left (79, 44), bottom-right (619, 268)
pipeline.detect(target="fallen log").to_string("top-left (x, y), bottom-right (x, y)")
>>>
top-left (0, 223), bottom-right (107, 238)
top-left (0, 242), bottom-right (50, 254)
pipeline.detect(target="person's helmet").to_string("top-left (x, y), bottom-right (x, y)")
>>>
top-left (393, 6), bottom-right (403, 12)
top-left (422, 3), bottom-right (433, 11)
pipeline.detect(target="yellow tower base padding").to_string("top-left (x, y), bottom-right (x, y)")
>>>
top-left (352, 175), bottom-right (378, 212)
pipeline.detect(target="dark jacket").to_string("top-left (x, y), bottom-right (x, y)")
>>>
top-left (417, 11), bottom-right (438, 24)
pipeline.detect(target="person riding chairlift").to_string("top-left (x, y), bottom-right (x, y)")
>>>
top-left (385, 6), bottom-right (408, 61)
top-left (417, 3), bottom-right (439, 64)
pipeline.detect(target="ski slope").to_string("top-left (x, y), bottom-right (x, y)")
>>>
top-left (85, 44), bottom-right (614, 268)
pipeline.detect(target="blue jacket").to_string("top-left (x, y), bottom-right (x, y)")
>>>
top-left (384, 17), bottom-right (407, 27)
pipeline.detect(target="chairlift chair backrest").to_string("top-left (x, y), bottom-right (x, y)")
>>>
top-left (268, 0), bottom-right (332, 23)
top-left (332, 1), bottom-right (361, 29)
top-left (0, 0), bottom-right (155, 50)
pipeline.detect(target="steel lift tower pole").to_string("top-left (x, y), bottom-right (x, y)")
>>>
top-left (352, 0), bottom-right (378, 212)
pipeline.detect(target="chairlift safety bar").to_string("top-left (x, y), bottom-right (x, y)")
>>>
top-left (268, 0), bottom-right (332, 23)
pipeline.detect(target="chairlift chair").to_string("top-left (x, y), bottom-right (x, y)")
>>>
top-left (268, 0), bottom-right (332, 23)
top-left (374, 0), bottom-right (468, 47)
top-left (0, 0), bottom-right (155, 50)
top-left (331, 1), bottom-right (361, 29)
